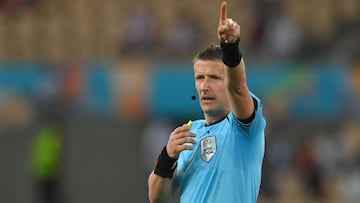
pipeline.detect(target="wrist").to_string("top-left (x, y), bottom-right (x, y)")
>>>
top-left (166, 146), bottom-right (178, 159)
top-left (154, 146), bottom-right (177, 179)
top-left (220, 36), bottom-right (239, 44)
top-left (220, 37), bottom-right (242, 68)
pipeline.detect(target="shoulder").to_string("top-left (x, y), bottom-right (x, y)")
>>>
top-left (230, 92), bottom-right (266, 134)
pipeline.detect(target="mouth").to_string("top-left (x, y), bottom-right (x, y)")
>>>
top-left (201, 97), bottom-right (215, 102)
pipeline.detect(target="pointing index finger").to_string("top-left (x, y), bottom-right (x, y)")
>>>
top-left (219, 1), bottom-right (227, 25)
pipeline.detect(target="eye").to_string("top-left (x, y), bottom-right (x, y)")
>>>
top-left (196, 75), bottom-right (204, 81)
top-left (210, 75), bottom-right (221, 80)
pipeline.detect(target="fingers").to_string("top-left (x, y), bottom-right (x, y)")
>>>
top-left (217, 1), bottom-right (240, 43)
top-left (228, 18), bottom-right (236, 27)
top-left (169, 126), bottom-right (196, 142)
top-left (219, 1), bottom-right (227, 25)
top-left (173, 137), bottom-right (196, 145)
top-left (173, 144), bottom-right (194, 152)
top-left (171, 124), bottom-right (191, 136)
top-left (167, 125), bottom-right (196, 158)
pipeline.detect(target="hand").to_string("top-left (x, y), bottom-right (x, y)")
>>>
top-left (217, 1), bottom-right (240, 43)
top-left (166, 124), bottom-right (196, 159)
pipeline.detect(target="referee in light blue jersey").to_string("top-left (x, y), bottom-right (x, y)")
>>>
top-left (177, 95), bottom-right (265, 202)
top-left (148, 1), bottom-right (266, 203)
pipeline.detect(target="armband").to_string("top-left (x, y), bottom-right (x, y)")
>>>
top-left (220, 37), bottom-right (242, 68)
top-left (154, 146), bottom-right (177, 179)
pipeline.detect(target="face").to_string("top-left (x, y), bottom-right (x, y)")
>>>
top-left (194, 59), bottom-right (230, 118)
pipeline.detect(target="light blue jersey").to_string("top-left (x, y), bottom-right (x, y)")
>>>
top-left (176, 96), bottom-right (266, 203)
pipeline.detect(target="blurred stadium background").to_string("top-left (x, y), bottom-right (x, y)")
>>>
top-left (0, 0), bottom-right (359, 202)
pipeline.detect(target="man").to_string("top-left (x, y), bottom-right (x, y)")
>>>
top-left (148, 2), bottom-right (266, 202)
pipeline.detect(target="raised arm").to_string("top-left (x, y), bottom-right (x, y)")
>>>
top-left (218, 1), bottom-right (254, 121)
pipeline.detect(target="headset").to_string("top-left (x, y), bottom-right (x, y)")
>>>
top-left (191, 90), bottom-right (197, 100)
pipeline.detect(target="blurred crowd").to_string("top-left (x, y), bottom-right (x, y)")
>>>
top-left (0, 0), bottom-right (359, 203)
top-left (0, 0), bottom-right (359, 61)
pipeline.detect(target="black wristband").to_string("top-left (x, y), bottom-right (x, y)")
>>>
top-left (154, 146), bottom-right (177, 179)
top-left (220, 37), bottom-right (242, 68)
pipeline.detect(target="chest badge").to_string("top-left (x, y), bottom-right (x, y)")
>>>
top-left (200, 136), bottom-right (217, 162)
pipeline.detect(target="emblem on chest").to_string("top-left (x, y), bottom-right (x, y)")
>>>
top-left (200, 136), bottom-right (217, 162)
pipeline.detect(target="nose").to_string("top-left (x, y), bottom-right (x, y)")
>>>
top-left (200, 78), bottom-right (209, 92)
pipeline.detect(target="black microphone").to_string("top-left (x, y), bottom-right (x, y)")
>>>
top-left (191, 90), bottom-right (197, 100)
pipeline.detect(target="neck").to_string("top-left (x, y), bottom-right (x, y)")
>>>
top-left (204, 112), bottom-right (229, 126)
